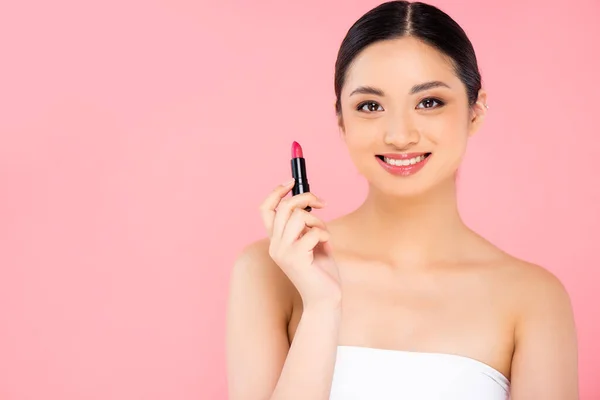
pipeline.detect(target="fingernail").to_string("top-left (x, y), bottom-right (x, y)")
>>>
top-left (283, 178), bottom-right (295, 186)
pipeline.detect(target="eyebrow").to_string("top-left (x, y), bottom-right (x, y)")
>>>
top-left (349, 80), bottom-right (451, 97)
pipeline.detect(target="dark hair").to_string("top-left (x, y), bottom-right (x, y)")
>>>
top-left (334, 1), bottom-right (482, 114)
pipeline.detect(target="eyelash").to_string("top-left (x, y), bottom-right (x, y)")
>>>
top-left (417, 97), bottom-right (445, 109)
top-left (356, 97), bottom-right (446, 112)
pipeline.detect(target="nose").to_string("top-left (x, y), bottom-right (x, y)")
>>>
top-left (383, 113), bottom-right (420, 149)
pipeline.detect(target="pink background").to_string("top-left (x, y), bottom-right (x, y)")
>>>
top-left (1, 0), bottom-right (599, 399)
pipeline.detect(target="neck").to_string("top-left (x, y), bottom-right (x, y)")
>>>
top-left (351, 178), bottom-right (468, 266)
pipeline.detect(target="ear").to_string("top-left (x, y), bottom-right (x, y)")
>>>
top-left (468, 89), bottom-right (488, 137)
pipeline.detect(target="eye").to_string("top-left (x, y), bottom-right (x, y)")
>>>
top-left (417, 98), bottom-right (445, 109)
top-left (357, 101), bottom-right (384, 113)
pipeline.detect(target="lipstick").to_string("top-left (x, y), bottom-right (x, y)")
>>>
top-left (291, 141), bottom-right (311, 212)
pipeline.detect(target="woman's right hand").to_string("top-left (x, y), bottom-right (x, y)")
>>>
top-left (260, 179), bottom-right (341, 309)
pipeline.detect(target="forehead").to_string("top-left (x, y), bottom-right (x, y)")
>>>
top-left (343, 37), bottom-right (460, 93)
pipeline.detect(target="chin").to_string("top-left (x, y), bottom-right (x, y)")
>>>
top-left (371, 177), bottom-right (440, 199)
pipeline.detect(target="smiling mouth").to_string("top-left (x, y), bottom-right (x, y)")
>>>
top-left (375, 153), bottom-right (431, 166)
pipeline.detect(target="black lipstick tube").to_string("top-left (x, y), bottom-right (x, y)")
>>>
top-left (291, 157), bottom-right (311, 212)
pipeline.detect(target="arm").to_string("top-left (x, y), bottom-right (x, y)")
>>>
top-left (226, 240), bottom-right (341, 400)
top-left (509, 268), bottom-right (579, 399)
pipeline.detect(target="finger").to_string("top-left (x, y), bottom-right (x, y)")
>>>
top-left (293, 227), bottom-right (330, 254)
top-left (280, 208), bottom-right (327, 246)
top-left (272, 192), bottom-right (325, 240)
top-left (259, 179), bottom-right (295, 236)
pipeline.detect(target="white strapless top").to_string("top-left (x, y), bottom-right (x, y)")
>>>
top-left (330, 346), bottom-right (510, 399)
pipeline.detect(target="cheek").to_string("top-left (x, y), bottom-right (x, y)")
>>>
top-left (342, 122), bottom-right (381, 173)
top-left (424, 114), bottom-right (470, 175)
top-left (423, 111), bottom-right (469, 148)
top-left (343, 117), bottom-right (381, 152)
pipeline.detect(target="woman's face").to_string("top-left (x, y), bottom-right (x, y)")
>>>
top-left (338, 36), bottom-right (486, 197)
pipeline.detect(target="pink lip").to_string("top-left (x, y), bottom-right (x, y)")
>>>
top-left (376, 153), bottom-right (431, 176)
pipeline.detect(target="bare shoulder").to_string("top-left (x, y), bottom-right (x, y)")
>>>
top-left (234, 237), bottom-right (272, 266)
top-left (232, 238), bottom-right (276, 278)
top-left (500, 255), bottom-right (573, 313)
top-left (229, 238), bottom-right (297, 316)
top-left (498, 256), bottom-right (579, 398)
top-left (497, 253), bottom-right (577, 350)
top-left (469, 231), bottom-right (570, 306)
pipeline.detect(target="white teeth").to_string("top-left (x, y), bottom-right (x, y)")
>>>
top-left (383, 154), bottom-right (427, 166)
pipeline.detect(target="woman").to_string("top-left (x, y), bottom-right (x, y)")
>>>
top-left (226, 1), bottom-right (579, 399)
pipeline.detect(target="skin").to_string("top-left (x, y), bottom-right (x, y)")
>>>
top-left (226, 37), bottom-right (579, 400)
